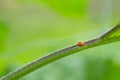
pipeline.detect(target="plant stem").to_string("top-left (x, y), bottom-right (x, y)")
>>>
top-left (1, 37), bottom-right (120, 80)
top-left (0, 38), bottom-right (99, 80)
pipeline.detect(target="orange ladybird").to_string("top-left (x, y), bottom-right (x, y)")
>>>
top-left (77, 41), bottom-right (85, 47)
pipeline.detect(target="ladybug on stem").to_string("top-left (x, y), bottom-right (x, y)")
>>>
top-left (77, 41), bottom-right (85, 47)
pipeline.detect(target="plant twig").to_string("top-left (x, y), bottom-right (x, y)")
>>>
top-left (1, 24), bottom-right (120, 80)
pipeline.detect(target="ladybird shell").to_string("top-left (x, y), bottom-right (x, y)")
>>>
top-left (77, 42), bottom-right (85, 46)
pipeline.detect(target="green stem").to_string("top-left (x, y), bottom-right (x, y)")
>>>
top-left (1, 21), bottom-right (120, 80)
top-left (1, 35), bottom-right (120, 80)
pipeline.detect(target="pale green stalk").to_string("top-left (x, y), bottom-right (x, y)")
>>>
top-left (1, 23), bottom-right (120, 80)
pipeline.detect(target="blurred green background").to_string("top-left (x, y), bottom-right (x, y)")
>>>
top-left (0, 0), bottom-right (120, 80)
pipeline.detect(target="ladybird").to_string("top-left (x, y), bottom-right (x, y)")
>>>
top-left (77, 41), bottom-right (85, 47)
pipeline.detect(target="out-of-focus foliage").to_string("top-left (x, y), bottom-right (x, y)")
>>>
top-left (19, 0), bottom-right (87, 18)
top-left (0, 21), bottom-right (8, 52)
top-left (0, 0), bottom-right (120, 80)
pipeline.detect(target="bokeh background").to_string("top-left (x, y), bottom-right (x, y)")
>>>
top-left (0, 0), bottom-right (120, 80)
